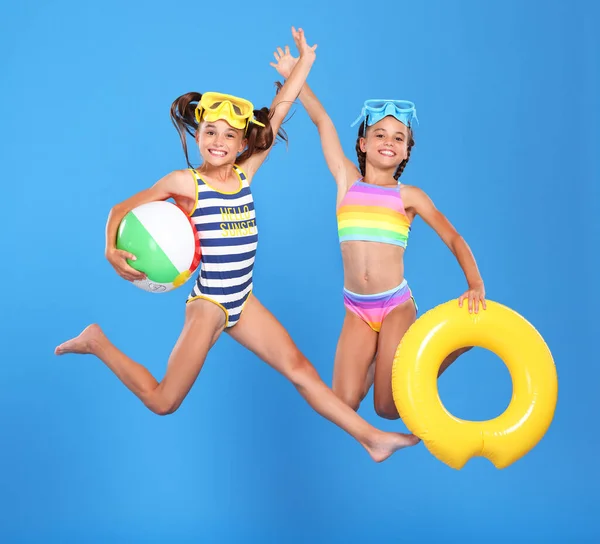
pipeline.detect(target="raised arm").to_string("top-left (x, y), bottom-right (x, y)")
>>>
top-left (241, 27), bottom-right (317, 177)
top-left (270, 33), bottom-right (358, 188)
top-left (298, 83), bottom-right (359, 187)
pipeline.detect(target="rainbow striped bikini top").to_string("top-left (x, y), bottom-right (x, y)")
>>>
top-left (337, 179), bottom-right (411, 248)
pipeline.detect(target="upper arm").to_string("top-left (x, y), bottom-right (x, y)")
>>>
top-left (114, 169), bottom-right (196, 213)
top-left (405, 186), bottom-right (460, 248)
top-left (238, 104), bottom-right (291, 181)
top-left (316, 117), bottom-right (361, 188)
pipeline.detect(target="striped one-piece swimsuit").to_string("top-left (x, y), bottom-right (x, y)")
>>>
top-left (186, 165), bottom-right (257, 328)
top-left (336, 178), bottom-right (416, 332)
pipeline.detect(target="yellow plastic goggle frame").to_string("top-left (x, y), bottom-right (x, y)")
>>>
top-left (195, 92), bottom-right (265, 131)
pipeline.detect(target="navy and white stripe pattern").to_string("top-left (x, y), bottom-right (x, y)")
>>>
top-left (186, 165), bottom-right (258, 327)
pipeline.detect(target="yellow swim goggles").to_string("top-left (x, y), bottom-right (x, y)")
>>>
top-left (194, 92), bottom-right (266, 131)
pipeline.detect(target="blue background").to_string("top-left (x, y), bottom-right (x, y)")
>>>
top-left (1, 0), bottom-right (597, 541)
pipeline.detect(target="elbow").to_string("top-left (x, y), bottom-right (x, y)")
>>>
top-left (109, 202), bottom-right (127, 219)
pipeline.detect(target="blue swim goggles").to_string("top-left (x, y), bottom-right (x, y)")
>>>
top-left (351, 99), bottom-right (419, 129)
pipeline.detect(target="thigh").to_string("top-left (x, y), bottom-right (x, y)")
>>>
top-left (156, 298), bottom-right (226, 409)
top-left (373, 299), bottom-right (417, 415)
top-left (332, 310), bottom-right (378, 405)
top-left (225, 295), bottom-right (304, 379)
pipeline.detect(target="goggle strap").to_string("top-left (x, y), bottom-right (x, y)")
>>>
top-left (194, 104), bottom-right (203, 124)
top-left (250, 117), bottom-right (266, 128)
top-left (350, 107), bottom-right (366, 127)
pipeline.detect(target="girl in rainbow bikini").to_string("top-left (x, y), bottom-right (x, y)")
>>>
top-left (271, 30), bottom-right (487, 421)
top-left (54, 28), bottom-right (419, 461)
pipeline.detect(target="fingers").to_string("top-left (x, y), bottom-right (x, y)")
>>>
top-left (273, 45), bottom-right (292, 63)
top-left (112, 250), bottom-right (146, 281)
top-left (292, 27), bottom-right (304, 46)
top-left (114, 263), bottom-right (144, 282)
top-left (460, 291), bottom-right (487, 313)
top-left (121, 251), bottom-right (137, 262)
top-left (123, 272), bottom-right (144, 282)
top-left (121, 265), bottom-right (146, 282)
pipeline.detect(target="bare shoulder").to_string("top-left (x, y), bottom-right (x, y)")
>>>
top-left (400, 184), bottom-right (426, 205)
top-left (153, 168), bottom-right (196, 199)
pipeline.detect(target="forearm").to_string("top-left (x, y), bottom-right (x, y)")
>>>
top-left (450, 236), bottom-right (484, 287)
top-left (104, 203), bottom-right (130, 254)
top-left (297, 82), bottom-right (330, 127)
top-left (272, 56), bottom-right (314, 113)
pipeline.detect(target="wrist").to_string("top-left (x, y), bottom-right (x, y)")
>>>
top-left (468, 279), bottom-right (484, 289)
top-left (297, 54), bottom-right (315, 66)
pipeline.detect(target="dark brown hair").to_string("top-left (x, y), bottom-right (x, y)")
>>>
top-left (169, 92), bottom-right (288, 168)
top-left (355, 121), bottom-right (415, 180)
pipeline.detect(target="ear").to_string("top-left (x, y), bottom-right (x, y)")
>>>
top-left (359, 137), bottom-right (367, 153)
top-left (239, 137), bottom-right (248, 153)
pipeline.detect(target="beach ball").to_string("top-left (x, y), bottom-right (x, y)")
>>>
top-left (116, 201), bottom-right (201, 293)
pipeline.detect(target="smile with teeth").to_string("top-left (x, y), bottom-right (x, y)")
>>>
top-left (209, 149), bottom-right (227, 157)
top-left (378, 149), bottom-right (396, 157)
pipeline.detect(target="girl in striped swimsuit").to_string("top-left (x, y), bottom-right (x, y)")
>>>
top-left (272, 32), bottom-right (486, 422)
top-left (54, 28), bottom-right (419, 460)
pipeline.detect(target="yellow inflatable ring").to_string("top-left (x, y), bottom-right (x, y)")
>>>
top-left (391, 299), bottom-right (558, 470)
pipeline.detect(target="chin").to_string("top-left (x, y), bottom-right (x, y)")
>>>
top-left (202, 152), bottom-right (233, 166)
top-left (371, 157), bottom-right (402, 170)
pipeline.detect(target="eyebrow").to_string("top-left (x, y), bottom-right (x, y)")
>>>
top-left (204, 123), bottom-right (236, 133)
top-left (373, 128), bottom-right (406, 136)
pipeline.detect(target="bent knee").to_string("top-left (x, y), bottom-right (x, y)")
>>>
top-left (374, 400), bottom-right (400, 420)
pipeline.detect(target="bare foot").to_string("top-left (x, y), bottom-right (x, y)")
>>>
top-left (54, 324), bottom-right (104, 356)
top-left (366, 430), bottom-right (421, 463)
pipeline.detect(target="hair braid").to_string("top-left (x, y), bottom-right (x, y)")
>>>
top-left (355, 136), bottom-right (367, 176)
top-left (393, 136), bottom-right (415, 180)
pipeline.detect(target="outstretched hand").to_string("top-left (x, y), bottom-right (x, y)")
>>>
top-left (270, 26), bottom-right (316, 78)
top-left (270, 45), bottom-right (298, 79)
top-left (292, 26), bottom-right (317, 60)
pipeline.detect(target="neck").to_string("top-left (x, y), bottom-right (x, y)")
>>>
top-left (198, 161), bottom-right (234, 182)
top-left (363, 162), bottom-right (398, 186)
